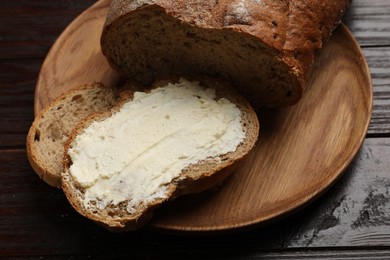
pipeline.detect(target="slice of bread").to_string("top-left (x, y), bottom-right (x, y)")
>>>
top-left (101, 0), bottom-right (351, 108)
top-left (26, 83), bottom-right (121, 188)
top-left (61, 76), bottom-right (259, 231)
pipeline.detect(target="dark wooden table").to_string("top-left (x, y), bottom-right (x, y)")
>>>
top-left (1, 0), bottom-right (389, 258)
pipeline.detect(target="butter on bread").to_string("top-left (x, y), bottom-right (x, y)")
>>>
top-left (26, 83), bottom-right (122, 188)
top-left (61, 77), bottom-right (259, 231)
top-left (101, 0), bottom-right (351, 108)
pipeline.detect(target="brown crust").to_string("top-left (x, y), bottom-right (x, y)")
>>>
top-left (61, 76), bottom-right (259, 231)
top-left (26, 83), bottom-right (119, 188)
top-left (26, 142), bottom-right (60, 188)
top-left (101, 0), bottom-right (351, 108)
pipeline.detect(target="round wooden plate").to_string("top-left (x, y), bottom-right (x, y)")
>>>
top-left (35, 0), bottom-right (372, 233)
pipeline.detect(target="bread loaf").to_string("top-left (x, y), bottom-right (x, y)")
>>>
top-left (26, 83), bottom-right (127, 188)
top-left (61, 77), bottom-right (259, 231)
top-left (101, 0), bottom-right (351, 108)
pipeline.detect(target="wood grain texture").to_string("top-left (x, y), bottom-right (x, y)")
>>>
top-left (0, 0), bottom-right (96, 59)
top-left (33, 0), bottom-right (372, 232)
top-left (285, 138), bottom-right (390, 248)
top-left (151, 24), bottom-right (372, 231)
top-left (364, 47), bottom-right (390, 136)
top-left (0, 46), bottom-right (388, 149)
top-left (0, 0), bottom-right (389, 258)
top-left (34, 0), bottom-right (121, 114)
top-left (251, 250), bottom-right (390, 259)
top-left (0, 60), bottom-right (36, 148)
top-left (0, 0), bottom-right (388, 151)
top-left (344, 0), bottom-right (390, 47)
top-left (0, 49), bottom-right (387, 149)
top-left (1, 0), bottom-right (389, 59)
top-left (0, 139), bottom-right (389, 257)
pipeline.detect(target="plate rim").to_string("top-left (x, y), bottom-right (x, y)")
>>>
top-left (149, 24), bottom-right (373, 234)
top-left (34, 0), bottom-right (373, 234)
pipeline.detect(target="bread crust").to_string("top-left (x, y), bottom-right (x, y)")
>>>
top-left (101, 0), bottom-right (351, 108)
top-left (61, 76), bottom-right (259, 231)
top-left (26, 83), bottom-right (120, 188)
top-left (26, 143), bottom-right (60, 187)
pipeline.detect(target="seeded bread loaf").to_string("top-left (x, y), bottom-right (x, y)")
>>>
top-left (26, 83), bottom-right (122, 188)
top-left (61, 77), bottom-right (259, 231)
top-left (101, 0), bottom-right (351, 108)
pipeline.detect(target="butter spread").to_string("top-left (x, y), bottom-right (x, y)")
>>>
top-left (68, 78), bottom-right (245, 213)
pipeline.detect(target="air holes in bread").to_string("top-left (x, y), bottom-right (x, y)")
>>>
top-left (34, 129), bottom-right (40, 142)
top-left (71, 94), bottom-right (84, 103)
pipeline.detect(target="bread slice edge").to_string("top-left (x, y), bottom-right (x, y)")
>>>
top-left (61, 76), bottom-right (259, 231)
top-left (26, 83), bottom-right (121, 188)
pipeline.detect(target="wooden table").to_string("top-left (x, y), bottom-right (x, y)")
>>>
top-left (1, 0), bottom-right (389, 258)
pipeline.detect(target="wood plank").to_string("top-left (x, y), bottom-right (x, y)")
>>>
top-left (284, 138), bottom-right (390, 248)
top-left (344, 0), bottom-right (390, 47)
top-left (0, 0), bottom-right (388, 150)
top-left (0, 0), bottom-right (389, 60)
top-left (0, 44), bottom-right (389, 149)
top-left (0, 59), bottom-right (37, 148)
top-left (0, 138), bottom-right (389, 257)
top-left (0, 0), bottom-right (96, 59)
top-left (1, 250), bottom-right (390, 260)
top-left (364, 47), bottom-right (390, 136)
top-left (0, 0), bottom-right (388, 258)
top-left (22, 17), bottom-right (374, 232)
top-left (251, 249), bottom-right (390, 259)
top-left (0, 17), bottom-right (388, 150)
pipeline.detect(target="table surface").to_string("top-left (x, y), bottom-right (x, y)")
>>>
top-left (1, 0), bottom-right (389, 258)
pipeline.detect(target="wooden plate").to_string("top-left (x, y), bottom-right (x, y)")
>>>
top-left (35, 0), bottom-right (372, 233)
